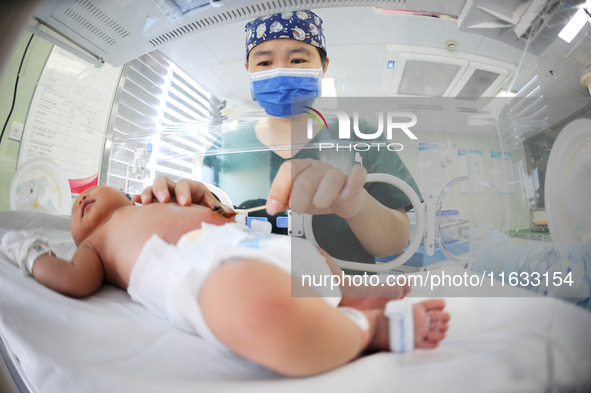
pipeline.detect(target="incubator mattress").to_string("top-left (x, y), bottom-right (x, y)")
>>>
top-left (1, 210), bottom-right (591, 393)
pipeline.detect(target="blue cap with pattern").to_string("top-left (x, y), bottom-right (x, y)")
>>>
top-left (245, 10), bottom-right (326, 58)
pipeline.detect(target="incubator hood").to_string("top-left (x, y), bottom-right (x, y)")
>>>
top-left (26, 0), bottom-right (591, 117)
top-left (28, 0), bottom-right (465, 67)
top-left (4, 0), bottom-right (591, 274)
top-left (29, 0), bottom-right (585, 66)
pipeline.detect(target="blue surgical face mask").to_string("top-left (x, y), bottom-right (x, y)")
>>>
top-left (249, 67), bottom-right (323, 118)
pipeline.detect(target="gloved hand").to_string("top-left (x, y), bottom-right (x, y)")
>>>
top-left (0, 230), bottom-right (53, 276)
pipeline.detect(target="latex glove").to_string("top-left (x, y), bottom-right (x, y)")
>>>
top-left (0, 230), bottom-right (53, 276)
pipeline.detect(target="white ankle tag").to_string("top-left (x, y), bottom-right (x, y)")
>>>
top-left (385, 300), bottom-right (414, 353)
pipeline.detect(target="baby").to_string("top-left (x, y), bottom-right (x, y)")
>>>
top-left (9, 186), bottom-right (450, 376)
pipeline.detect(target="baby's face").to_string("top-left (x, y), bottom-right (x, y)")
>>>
top-left (71, 186), bottom-right (133, 245)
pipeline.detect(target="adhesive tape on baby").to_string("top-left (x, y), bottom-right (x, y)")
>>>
top-left (10, 158), bottom-right (72, 215)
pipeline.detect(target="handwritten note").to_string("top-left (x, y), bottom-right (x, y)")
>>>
top-left (18, 46), bottom-right (121, 191)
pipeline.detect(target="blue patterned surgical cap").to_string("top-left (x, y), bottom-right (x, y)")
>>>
top-left (245, 10), bottom-right (326, 59)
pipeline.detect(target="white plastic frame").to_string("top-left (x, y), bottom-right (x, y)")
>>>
top-left (303, 173), bottom-right (426, 272)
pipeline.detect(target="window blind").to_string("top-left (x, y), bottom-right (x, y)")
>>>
top-left (101, 50), bottom-right (224, 194)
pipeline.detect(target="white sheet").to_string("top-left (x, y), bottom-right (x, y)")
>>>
top-left (1, 210), bottom-right (591, 393)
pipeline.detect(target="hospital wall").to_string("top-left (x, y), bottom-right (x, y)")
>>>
top-left (0, 34), bottom-right (52, 210)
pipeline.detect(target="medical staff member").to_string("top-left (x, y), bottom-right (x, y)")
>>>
top-left (138, 10), bottom-right (422, 267)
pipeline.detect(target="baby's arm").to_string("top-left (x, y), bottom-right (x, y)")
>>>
top-left (32, 245), bottom-right (104, 298)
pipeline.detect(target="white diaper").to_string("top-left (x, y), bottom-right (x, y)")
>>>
top-left (127, 223), bottom-right (341, 349)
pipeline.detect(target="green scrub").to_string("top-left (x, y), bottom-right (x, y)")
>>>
top-left (202, 120), bottom-right (422, 264)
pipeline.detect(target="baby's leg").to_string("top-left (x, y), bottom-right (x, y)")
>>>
top-left (198, 259), bottom-right (373, 377)
top-left (339, 285), bottom-right (412, 311)
top-left (316, 247), bottom-right (412, 309)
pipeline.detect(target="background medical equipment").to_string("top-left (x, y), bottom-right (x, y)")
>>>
top-left (9, 158), bottom-right (71, 215)
top-left (544, 118), bottom-right (591, 245)
top-left (2, 0), bottom-right (590, 291)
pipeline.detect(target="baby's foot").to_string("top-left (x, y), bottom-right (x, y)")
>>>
top-left (413, 299), bottom-right (450, 349)
top-left (362, 299), bottom-right (450, 353)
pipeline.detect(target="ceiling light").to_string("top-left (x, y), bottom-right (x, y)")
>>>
top-left (558, 1), bottom-right (590, 43)
top-left (496, 89), bottom-right (517, 97)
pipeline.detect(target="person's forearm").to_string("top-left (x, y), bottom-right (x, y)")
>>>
top-left (345, 190), bottom-right (410, 257)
